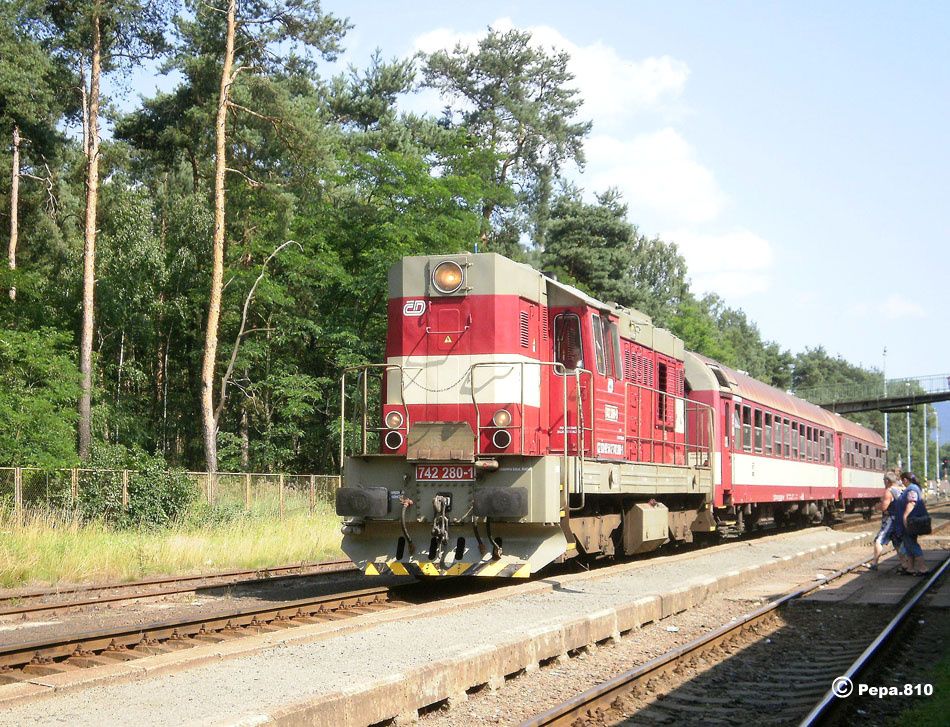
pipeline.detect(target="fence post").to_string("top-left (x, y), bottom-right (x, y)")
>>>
top-left (14, 467), bottom-right (22, 522)
top-left (309, 474), bottom-right (315, 514)
top-left (71, 468), bottom-right (78, 507)
top-left (244, 473), bottom-right (251, 512)
top-left (279, 473), bottom-right (285, 520)
top-left (121, 470), bottom-right (129, 511)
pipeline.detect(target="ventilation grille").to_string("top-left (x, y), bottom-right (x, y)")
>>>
top-left (624, 349), bottom-right (636, 381)
top-left (519, 311), bottom-right (530, 348)
top-left (541, 307), bottom-right (549, 340)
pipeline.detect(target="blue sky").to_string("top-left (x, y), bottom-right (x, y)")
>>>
top-left (126, 1), bottom-right (949, 436)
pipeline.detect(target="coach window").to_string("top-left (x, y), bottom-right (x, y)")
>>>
top-left (791, 422), bottom-right (799, 459)
top-left (591, 314), bottom-right (606, 375)
top-left (827, 437), bottom-right (833, 464)
top-left (765, 413), bottom-right (773, 453)
top-left (554, 313), bottom-right (583, 371)
top-left (819, 432), bottom-right (825, 463)
top-left (783, 418), bottom-right (791, 457)
top-left (807, 427), bottom-right (814, 460)
top-left (753, 409), bottom-right (763, 453)
top-left (742, 405), bottom-right (752, 451)
top-left (774, 418), bottom-right (783, 456)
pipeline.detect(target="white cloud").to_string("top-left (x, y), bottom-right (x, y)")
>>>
top-left (412, 17), bottom-right (689, 127)
top-left (663, 228), bottom-right (775, 297)
top-left (410, 18), bottom-right (776, 299)
top-left (880, 294), bottom-right (926, 321)
top-left (585, 130), bottom-right (727, 224)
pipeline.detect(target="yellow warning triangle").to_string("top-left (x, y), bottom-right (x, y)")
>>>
top-left (443, 335), bottom-right (452, 344)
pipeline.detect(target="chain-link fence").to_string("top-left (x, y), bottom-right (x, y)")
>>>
top-left (0, 468), bottom-right (339, 520)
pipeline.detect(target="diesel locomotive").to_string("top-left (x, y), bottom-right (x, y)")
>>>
top-left (335, 253), bottom-right (884, 577)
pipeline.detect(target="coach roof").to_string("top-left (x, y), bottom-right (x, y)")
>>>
top-left (686, 352), bottom-right (884, 446)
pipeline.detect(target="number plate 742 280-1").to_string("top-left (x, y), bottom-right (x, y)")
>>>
top-left (415, 464), bottom-right (475, 481)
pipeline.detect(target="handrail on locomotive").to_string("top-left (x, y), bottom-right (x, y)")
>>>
top-left (339, 360), bottom-right (715, 491)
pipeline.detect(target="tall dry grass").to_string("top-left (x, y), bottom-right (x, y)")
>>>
top-left (0, 502), bottom-right (343, 589)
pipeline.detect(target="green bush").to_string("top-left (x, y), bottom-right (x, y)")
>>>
top-left (77, 443), bottom-right (198, 528)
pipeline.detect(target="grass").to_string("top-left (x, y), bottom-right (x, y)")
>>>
top-left (893, 650), bottom-right (949, 726)
top-left (0, 503), bottom-right (344, 589)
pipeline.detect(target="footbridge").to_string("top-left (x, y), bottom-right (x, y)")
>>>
top-left (795, 374), bottom-right (950, 414)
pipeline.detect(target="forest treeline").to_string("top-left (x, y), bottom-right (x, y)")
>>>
top-left (0, 1), bottom-right (937, 473)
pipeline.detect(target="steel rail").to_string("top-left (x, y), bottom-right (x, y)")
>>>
top-left (0, 585), bottom-right (391, 671)
top-left (520, 551), bottom-right (947, 727)
top-left (799, 554), bottom-right (950, 726)
top-left (0, 559), bottom-right (356, 618)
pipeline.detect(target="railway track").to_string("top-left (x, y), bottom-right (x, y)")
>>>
top-left (0, 584), bottom-right (396, 682)
top-left (521, 553), bottom-right (949, 727)
top-left (0, 559), bottom-right (356, 618)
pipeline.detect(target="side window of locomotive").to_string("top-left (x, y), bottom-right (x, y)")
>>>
top-left (554, 313), bottom-right (583, 372)
top-left (591, 314), bottom-right (606, 375)
top-left (658, 362), bottom-right (669, 421)
top-left (605, 319), bottom-right (621, 380)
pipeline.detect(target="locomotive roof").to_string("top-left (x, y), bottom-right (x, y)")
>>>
top-left (685, 351), bottom-right (885, 445)
top-left (390, 253), bottom-right (684, 359)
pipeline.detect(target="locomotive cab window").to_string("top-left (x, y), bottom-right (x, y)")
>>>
top-left (554, 313), bottom-right (583, 372)
top-left (605, 319), bottom-right (621, 380)
top-left (591, 314), bottom-right (606, 375)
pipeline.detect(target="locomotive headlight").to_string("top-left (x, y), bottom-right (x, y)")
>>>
top-left (492, 409), bottom-right (512, 428)
top-left (492, 429), bottom-right (512, 449)
top-left (384, 430), bottom-right (404, 450)
top-left (385, 411), bottom-right (404, 429)
top-left (432, 261), bottom-right (463, 294)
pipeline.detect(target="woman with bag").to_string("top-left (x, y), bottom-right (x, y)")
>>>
top-left (898, 472), bottom-right (931, 576)
top-left (869, 472), bottom-right (905, 571)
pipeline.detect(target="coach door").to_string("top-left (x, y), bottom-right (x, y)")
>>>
top-left (720, 398), bottom-right (734, 492)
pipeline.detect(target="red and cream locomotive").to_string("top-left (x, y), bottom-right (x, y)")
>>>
top-left (336, 253), bottom-right (884, 577)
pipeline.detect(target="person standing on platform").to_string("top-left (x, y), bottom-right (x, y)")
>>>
top-left (869, 472), bottom-right (904, 571)
top-left (896, 472), bottom-right (930, 576)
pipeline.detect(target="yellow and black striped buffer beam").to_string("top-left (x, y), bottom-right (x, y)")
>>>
top-left (363, 556), bottom-right (531, 578)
